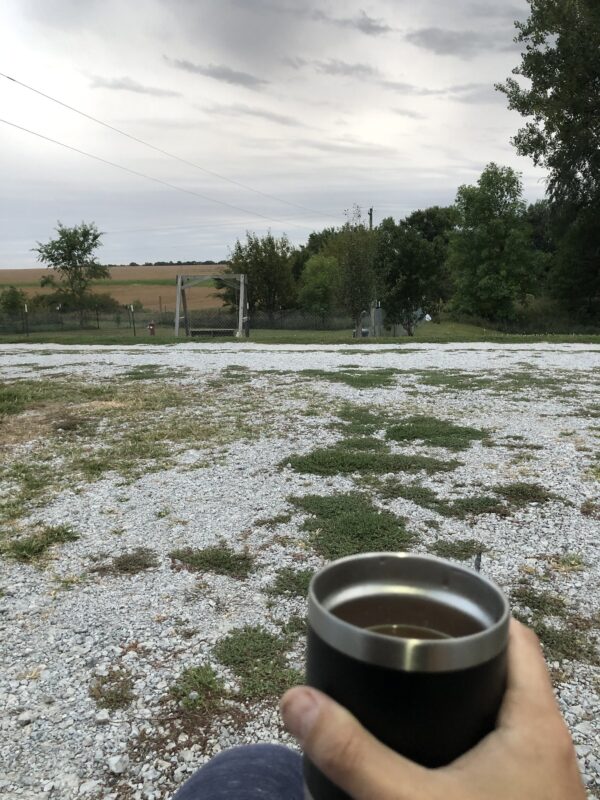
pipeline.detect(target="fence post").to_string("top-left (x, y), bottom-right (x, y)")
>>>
top-left (23, 303), bottom-right (29, 337)
top-left (130, 305), bottom-right (136, 336)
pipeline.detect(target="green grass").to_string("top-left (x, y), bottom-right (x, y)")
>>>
top-left (430, 539), bottom-right (485, 561)
top-left (93, 547), bottom-right (159, 575)
top-left (254, 513), bottom-right (292, 527)
top-left (532, 620), bottom-right (599, 665)
top-left (511, 584), bottom-right (567, 616)
top-left (290, 492), bottom-right (417, 560)
top-left (2, 321), bottom-right (598, 346)
top-left (286, 446), bottom-right (460, 476)
top-left (300, 368), bottom-right (397, 389)
top-left (267, 568), bottom-right (314, 597)
top-left (213, 625), bottom-right (302, 699)
top-left (4, 524), bottom-right (79, 562)
top-left (169, 665), bottom-right (226, 713)
top-left (493, 482), bottom-right (560, 506)
top-left (170, 544), bottom-right (254, 579)
top-left (581, 499), bottom-right (600, 519)
top-left (89, 667), bottom-right (135, 710)
top-left (386, 416), bottom-right (487, 451)
top-left (374, 481), bottom-right (507, 519)
top-left (334, 404), bottom-right (384, 436)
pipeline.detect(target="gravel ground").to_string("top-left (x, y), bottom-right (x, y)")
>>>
top-left (0, 342), bottom-right (598, 799)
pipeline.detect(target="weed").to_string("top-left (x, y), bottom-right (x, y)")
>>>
top-left (5, 524), bottom-right (79, 563)
top-left (213, 625), bottom-right (302, 699)
top-left (334, 404), bottom-right (384, 436)
top-left (430, 539), bottom-right (485, 561)
top-left (254, 513), bottom-right (292, 527)
top-left (386, 416), bottom-right (487, 451)
top-left (156, 507), bottom-right (171, 519)
top-left (170, 544), bottom-right (254, 579)
top-left (580, 499), bottom-right (600, 519)
top-left (290, 493), bottom-right (417, 560)
top-left (268, 568), bottom-right (314, 597)
top-left (372, 480), bottom-right (507, 519)
top-left (280, 614), bottom-right (307, 641)
top-left (94, 547), bottom-right (159, 575)
top-left (543, 552), bottom-right (586, 573)
top-left (511, 584), bottom-right (567, 616)
top-left (532, 620), bottom-right (599, 665)
top-left (169, 665), bottom-right (226, 713)
top-left (90, 667), bottom-right (134, 710)
top-left (494, 482), bottom-right (559, 506)
top-left (286, 446), bottom-right (460, 476)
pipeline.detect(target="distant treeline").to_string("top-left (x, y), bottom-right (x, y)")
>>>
top-left (104, 260), bottom-right (230, 267)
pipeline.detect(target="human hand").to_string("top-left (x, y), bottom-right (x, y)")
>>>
top-left (280, 619), bottom-right (586, 800)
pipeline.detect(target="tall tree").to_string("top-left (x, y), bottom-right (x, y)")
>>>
top-left (375, 217), bottom-right (442, 336)
top-left (324, 206), bottom-right (376, 334)
top-left (447, 163), bottom-right (540, 321)
top-left (297, 255), bottom-right (341, 324)
top-left (0, 286), bottom-right (27, 316)
top-left (33, 222), bottom-right (107, 325)
top-left (226, 232), bottom-right (295, 321)
top-left (497, 0), bottom-right (600, 320)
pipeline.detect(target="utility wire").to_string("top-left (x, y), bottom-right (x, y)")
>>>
top-left (0, 118), bottom-right (316, 231)
top-left (1, 71), bottom-right (339, 221)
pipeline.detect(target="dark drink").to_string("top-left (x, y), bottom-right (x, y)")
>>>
top-left (304, 553), bottom-right (509, 800)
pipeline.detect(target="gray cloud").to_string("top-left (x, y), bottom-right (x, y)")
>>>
top-left (164, 57), bottom-right (268, 89)
top-left (314, 59), bottom-right (381, 79)
top-left (312, 8), bottom-right (393, 36)
top-left (380, 79), bottom-right (440, 95)
top-left (467, 2), bottom-right (527, 22)
top-left (297, 136), bottom-right (397, 157)
top-left (89, 75), bottom-right (181, 97)
top-left (393, 108), bottom-right (426, 119)
top-left (206, 102), bottom-right (303, 126)
top-left (448, 83), bottom-right (507, 104)
top-left (405, 27), bottom-right (514, 57)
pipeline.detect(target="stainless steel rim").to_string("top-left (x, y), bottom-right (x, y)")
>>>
top-left (308, 552), bottom-right (510, 673)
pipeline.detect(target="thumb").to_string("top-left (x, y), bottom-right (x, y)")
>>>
top-left (280, 686), bottom-right (430, 800)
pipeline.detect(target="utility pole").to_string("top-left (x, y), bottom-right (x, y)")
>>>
top-left (368, 207), bottom-right (373, 230)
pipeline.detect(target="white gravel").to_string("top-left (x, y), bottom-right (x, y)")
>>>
top-left (0, 343), bottom-right (598, 800)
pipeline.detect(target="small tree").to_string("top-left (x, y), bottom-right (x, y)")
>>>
top-left (375, 218), bottom-right (440, 336)
top-left (0, 286), bottom-right (27, 316)
top-left (298, 255), bottom-right (341, 324)
top-left (33, 222), bottom-right (107, 325)
top-left (447, 164), bottom-right (540, 321)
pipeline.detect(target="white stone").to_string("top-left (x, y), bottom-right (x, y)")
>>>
top-left (107, 755), bottom-right (129, 775)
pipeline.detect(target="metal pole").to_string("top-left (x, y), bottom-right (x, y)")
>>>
top-left (131, 305), bottom-right (136, 337)
top-left (237, 274), bottom-right (245, 337)
top-left (368, 207), bottom-right (373, 230)
top-left (181, 286), bottom-right (190, 337)
top-left (174, 275), bottom-right (182, 337)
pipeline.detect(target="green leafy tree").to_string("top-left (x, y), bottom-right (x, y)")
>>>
top-left (447, 163), bottom-right (540, 321)
top-left (324, 206), bottom-right (376, 334)
top-left (0, 286), bottom-right (27, 316)
top-left (375, 218), bottom-right (440, 336)
top-left (290, 228), bottom-right (336, 282)
top-left (497, 0), bottom-right (600, 320)
top-left (33, 222), bottom-right (107, 325)
top-left (226, 232), bottom-right (295, 321)
top-left (298, 255), bottom-right (341, 324)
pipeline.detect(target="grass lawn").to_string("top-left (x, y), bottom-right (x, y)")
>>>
top-left (0, 321), bottom-right (599, 346)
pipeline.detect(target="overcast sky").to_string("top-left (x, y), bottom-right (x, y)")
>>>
top-left (0, 0), bottom-right (544, 267)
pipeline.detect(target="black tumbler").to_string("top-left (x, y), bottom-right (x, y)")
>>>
top-left (304, 552), bottom-right (510, 800)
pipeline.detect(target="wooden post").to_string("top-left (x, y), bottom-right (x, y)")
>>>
top-left (174, 275), bottom-right (182, 336)
top-left (131, 305), bottom-right (136, 337)
top-left (181, 284), bottom-right (190, 337)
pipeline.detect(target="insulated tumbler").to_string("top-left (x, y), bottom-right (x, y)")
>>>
top-left (304, 552), bottom-right (510, 800)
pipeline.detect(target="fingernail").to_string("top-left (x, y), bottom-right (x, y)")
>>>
top-left (280, 688), bottom-right (322, 745)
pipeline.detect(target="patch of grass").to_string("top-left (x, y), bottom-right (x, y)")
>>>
top-left (169, 665), bottom-right (226, 713)
top-left (301, 368), bottom-right (397, 389)
top-left (334, 404), bottom-right (384, 436)
top-left (90, 667), bottom-right (134, 710)
top-left (267, 567), bottom-right (314, 598)
top-left (213, 625), bottom-right (302, 699)
top-left (532, 620), bottom-right (599, 665)
top-left (581, 499), bottom-right (600, 519)
top-left (336, 436), bottom-right (387, 451)
top-left (4, 524), bottom-right (79, 563)
top-left (94, 547), bottom-right (159, 575)
top-left (447, 496), bottom-right (509, 518)
top-left (493, 482), bottom-right (559, 506)
top-left (290, 492), bottom-right (417, 560)
top-left (370, 480), bottom-right (508, 519)
top-left (386, 416), bottom-right (487, 451)
top-left (430, 539), bottom-right (485, 561)
top-left (254, 513), bottom-right (292, 527)
top-left (280, 614), bottom-right (307, 641)
top-left (511, 584), bottom-right (567, 616)
top-left (286, 446), bottom-right (460, 476)
top-left (170, 544), bottom-right (254, 579)
top-left (123, 365), bottom-right (165, 381)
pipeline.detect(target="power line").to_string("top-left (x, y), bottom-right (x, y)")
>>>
top-left (0, 118), bottom-right (317, 231)
top-left (1, 71), bottom-right (339, 221)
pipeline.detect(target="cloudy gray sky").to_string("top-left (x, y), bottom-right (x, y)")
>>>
top-left (1, 0), bottom-right (544, 267)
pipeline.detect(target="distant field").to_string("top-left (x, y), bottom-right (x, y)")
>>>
top-left (0, 264), bottom-right (227, 311)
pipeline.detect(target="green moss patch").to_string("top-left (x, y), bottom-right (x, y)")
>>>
top-left (430, 539), bottom-right (485, 561)
top-left (4, 524), bottom-right (79, 563)
top-left (169, 665), bottom-right (226, 713)
top-left (290, 492), bottom-right (416, 560)
top-left (286, 446), bottom-right (460, 476)
top-left (493, 482), bottom-right (560, 506)
top-left (301, 368), bottom-right (397, 389)
top-left (170, 544), bottom-right (254, 579)
top-left (267, 568), bottom-right (314, 598)
top-left (90, 667), bottom-right (135, 710)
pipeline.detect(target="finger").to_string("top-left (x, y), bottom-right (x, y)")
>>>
top-left (280, 686), bottom-right (432, 800)
top-left (498, 618), bottom-right (560, 726)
